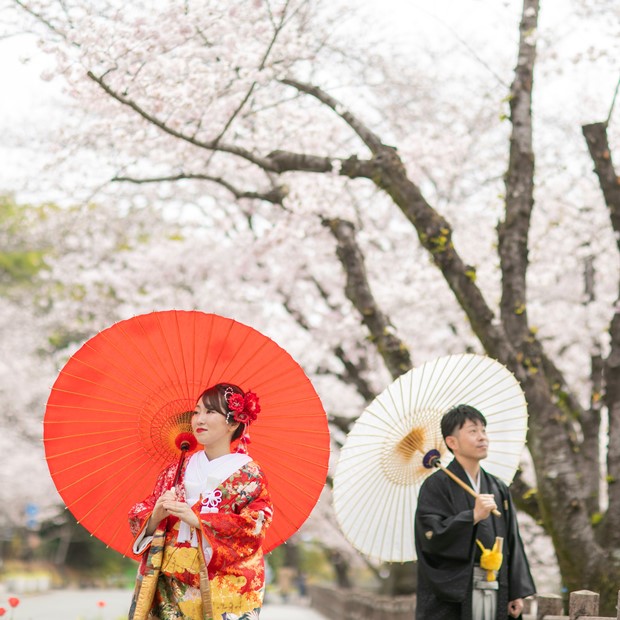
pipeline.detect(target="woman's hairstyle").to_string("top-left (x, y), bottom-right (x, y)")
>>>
top-left (198, 383), bottom-right (261, 441)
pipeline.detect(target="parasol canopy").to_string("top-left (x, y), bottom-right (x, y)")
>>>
top-left (44, 310), bottom-right (330, 559)
top-left (333, 353), bottom-right (528, 563)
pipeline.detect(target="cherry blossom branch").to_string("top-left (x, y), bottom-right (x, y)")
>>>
top-left (208, 0), bottom-right (292, 152)
top-left (12, 0), bottom-right (71, 42)
top-left (86, 70), bottom-right (281, 171)
top-left (280, 77), bottom-right (384, 152)
top-left (311, 277), bottom-right (377, 403)
top-left (606, 74), bottom-right (620, 125)
top-left (112, 172), bottom-right (288, 204)
top-left (331, 345), bottom-right (376, 404)
top-left (280, 288), bottom-right (376, 403)
top-left (411, 5), bottom-right (509, 88)
top-left (87, 71), bottom-right (370, 178)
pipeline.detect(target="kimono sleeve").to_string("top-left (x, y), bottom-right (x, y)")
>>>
top-left (195, 469), bottom-right (273, 567)
top-left (415, 472), bottom-right (476, 562)
top-left (128, 462), bottom-right (177, 539)
top-left (503, 485), bottom-right (536, 601)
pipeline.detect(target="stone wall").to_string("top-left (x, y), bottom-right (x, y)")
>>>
top-left (309, 586), bottom-right (620, 620)
top-left (308, 584), bottom-right (416, 620)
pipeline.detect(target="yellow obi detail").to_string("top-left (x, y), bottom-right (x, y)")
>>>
top-left (476, 537), bottom-right (503, 582)
top-left (177, 592), bottom-right (203, 618)
top-left (161, 543), bottom-right (201, 583)
top-left (210, 574), bottom-right (263, 618)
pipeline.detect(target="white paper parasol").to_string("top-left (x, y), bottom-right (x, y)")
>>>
top-left (332, 353), bottom-right (528, 563)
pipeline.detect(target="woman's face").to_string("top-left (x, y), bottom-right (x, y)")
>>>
top-left (191, 397), bottom-right (234, 450)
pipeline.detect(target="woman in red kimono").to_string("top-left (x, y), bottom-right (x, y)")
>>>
top-left (128, 383), bottom-right (273, 620)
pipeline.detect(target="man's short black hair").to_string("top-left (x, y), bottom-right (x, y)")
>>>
top-left (441, 404), bottom-right (487, 448)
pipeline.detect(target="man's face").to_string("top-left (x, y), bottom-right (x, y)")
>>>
top-left (445, 419), bottom-right (488, 461)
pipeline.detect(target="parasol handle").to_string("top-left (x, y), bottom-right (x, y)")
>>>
top-left (172, 451), bottom-right (188, 489)
top-left (422, 450), bottom-right (501, 518)
top-left (437, 463), bottom-right (502, 518)
top-left (171, 432), bottom-right (198, 489)
top-left (161, 433), bottom-right (198, 533)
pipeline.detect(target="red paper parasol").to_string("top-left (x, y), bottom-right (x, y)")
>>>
top-left (44, 310), bottom-right (330, 558)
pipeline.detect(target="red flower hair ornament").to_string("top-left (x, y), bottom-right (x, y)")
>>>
top-left (225, 388), bottom-right (261, 425)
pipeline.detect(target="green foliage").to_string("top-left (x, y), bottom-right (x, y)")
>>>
top-left (428, 228), bottom-right (452, 254)
top-left (0, 195), bottom-right (52, 291)
top-left (0, 249), bottom-right (47, 284)
top-left (2, 508), bottom-right (137, 588)
top-left (266, 544), bottom-right (286, 574)
top-left (39, 511), bottom-right (137, 586)
top-left (266, 540), bottom-right (334, 584)
top-left (46, 326), bottom-right (92, 351)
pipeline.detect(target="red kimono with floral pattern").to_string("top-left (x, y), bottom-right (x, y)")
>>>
top-left (128, 456), bottom-right (272, 619)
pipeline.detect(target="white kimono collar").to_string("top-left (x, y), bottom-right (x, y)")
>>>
top-left (178, 451), bottom-right (251, 545)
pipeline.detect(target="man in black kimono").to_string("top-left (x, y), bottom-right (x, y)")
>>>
top-left (414, 404), bottom-right (535, 619)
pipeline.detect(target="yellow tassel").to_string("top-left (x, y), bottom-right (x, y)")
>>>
top-left (476, 538), bottom-right (503, 581)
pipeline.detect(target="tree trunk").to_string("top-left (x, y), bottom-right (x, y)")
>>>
top-left (582, 120), bottom-right (620, 585)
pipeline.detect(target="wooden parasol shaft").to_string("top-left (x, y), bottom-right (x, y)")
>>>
top-left (436, 463), bottom-right (501, 517)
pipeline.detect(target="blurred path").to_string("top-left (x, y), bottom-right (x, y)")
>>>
top-left (3, 588), bottom-right (328, 620)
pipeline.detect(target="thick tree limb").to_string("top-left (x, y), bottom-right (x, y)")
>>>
top-left (582, 122), bottom-right (620, 246)
top-left (507, 469), bottom-right (541, 523)
top-left (497, 0), bottom-right (538, 348)
top-left (348, 145), bottom-right (520, 369)
top-left (323, 217), bottom-right (412, 380)
top-left (265, 150), bottom-right (334, 173)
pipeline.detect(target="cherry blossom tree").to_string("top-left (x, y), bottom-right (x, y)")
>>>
top-left (3, 0), bottom-right (620, 607)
